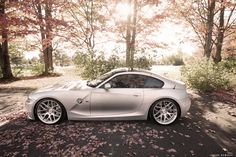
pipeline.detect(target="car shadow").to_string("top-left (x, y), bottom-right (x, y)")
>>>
top-left (0, 99), bottom-right (235, 157)
top-left (188, 92), bottom-right (236, 154)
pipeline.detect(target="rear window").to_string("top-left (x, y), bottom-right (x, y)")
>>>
top-left (143, 76), bottom-right (164, 88)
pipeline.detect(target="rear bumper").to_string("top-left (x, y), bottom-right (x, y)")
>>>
top-left (178, 97), bottom-right (191, 117)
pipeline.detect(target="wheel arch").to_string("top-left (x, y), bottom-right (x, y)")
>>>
top-left (147, 97), bottom-right (181, 119)
top-left (34, 97), bottom-right (68, 120)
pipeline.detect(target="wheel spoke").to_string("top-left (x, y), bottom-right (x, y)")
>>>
top-left (166, 103), bottom-right (173, 110)
top-left (154, 110), bottom-right (161, 116)
top-left (165, 102), bottom-right (172, 109)
top-left (38, 108), bottom-right (47, 112)
top-left (168, 108), bottom-right (177, 113)
top-left (154, 105), bottom-right (161, 110)
top-left (41, 103), bottom-right (48, 110)
top-left (40, 113), bottom-right (47, 118)
top-left (53, 109), bottom-right (60, 114)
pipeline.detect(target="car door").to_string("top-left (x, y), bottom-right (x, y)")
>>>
top-left (90, 74), bottom-right (144, 116)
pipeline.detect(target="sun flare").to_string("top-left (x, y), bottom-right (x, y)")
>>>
top-left (114, 3), bottom-right (132, 21)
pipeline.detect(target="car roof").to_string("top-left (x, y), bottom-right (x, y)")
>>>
top-left (109, 68), bottom-right (173, 83)
top-left (110, 67), bottom-right (156, 76)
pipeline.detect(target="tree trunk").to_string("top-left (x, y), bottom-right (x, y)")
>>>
top-left (130, 0), bottom-right (137, 69)
top-left (125, 0), bottom-right (132, 68)
top-left (214, 1), bottom-right (225, 63)
top-left (204, 0), bottom-right (215, 59)
top-left (45, 3), bottom-right (53, 72)
top-left (0, 0), bottom-right (13, 79)
top-left (36, 4), bottom-right (48, 75)
top-left (36, 3), bottom-right (54, 75)
top-left (0, 43), bottom-right (3, 77)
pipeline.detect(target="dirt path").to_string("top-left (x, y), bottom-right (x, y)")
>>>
top-left (0, 66), bottom-right (80, 117)
top-left (0, 66), bottom-right (235, 156)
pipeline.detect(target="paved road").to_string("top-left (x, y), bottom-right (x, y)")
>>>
top-left (0, 66), bottom-right (235, 156)
top-left (0, 96), bottom-right (235, 157)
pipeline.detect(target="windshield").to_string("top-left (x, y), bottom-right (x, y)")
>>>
top-left (87, 71), bottom-right (114, 87)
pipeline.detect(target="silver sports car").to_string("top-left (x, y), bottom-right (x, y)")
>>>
top-left (25, 68), bottom-right (191, 125)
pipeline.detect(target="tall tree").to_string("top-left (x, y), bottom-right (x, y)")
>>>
top-left (22, 0), bottom-right (67, 75)
top-left (204, 0), bottom-right (215, 59)
top-left (0, 0), bottom-right (13, 79)
top-left (213, 1), bottom-right (236, 62)
top-left (174, 0), bottom-right (236, 62)
top-left (34, 1), bottom-right (53, 75)
top-left (112, 0), bottom-right (164, 68)
top-left (125, 0), bottom-right (138, 69)
top-left (125, 0), bottom-right (132, 67)
top-left (174, 0), bottom-right (216, 59)
top-left (65, 0), bottom-right (106, 55)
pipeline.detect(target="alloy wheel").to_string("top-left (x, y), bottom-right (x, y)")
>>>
top-left (152, 99), bottom-right (179, 125)
top-left (36, 99), bottom-right (63, 124)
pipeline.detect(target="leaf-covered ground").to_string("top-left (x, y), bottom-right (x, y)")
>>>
top-left (0, 66), bottom-right (235, 156)
top-left (0, 107), bottom-right (234, 157)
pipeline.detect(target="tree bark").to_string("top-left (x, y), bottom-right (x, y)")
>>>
top-left (204, 0), bottom-right (215, 59)
top-left (45, 3), bottom-right (53, 72)
top-left (130, 0), bottom-right (137, 69)
top-left (36, 3), bottom-right (54, 75)
top-left (125, 0), bottom-right (132, 68)
top-left (214, 1), bottom-right (225, 63)
top-left (0, 0), bottom-right (13, 79)
top-left (0, 43), bottom-right (2, 68)
top-left (36, 3), bottom-right (48, 75)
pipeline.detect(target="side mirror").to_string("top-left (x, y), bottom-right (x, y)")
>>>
top-left (104, 83), bottom-right (111, 90)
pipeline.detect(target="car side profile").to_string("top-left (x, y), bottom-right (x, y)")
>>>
top-left (25, 68), bottom-right (191, 125)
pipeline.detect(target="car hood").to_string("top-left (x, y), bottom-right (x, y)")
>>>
top-left (33, 80), bottom-right (88, 94)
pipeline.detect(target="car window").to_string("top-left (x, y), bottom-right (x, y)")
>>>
top-left (143, 76), bottom-right (164, 88)
top-left (125, 74), bottom-right (164, 88)
top-left (101, 74), bottom-right (164, 88)
top-left (108, 75), bottom-right (130, 88)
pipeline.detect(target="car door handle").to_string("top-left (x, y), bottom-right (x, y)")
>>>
top-left (133, 94), bottom-right (140, 97)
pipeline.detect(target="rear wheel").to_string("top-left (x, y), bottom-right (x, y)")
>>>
top-left (150, 99), bottom-right (180, 125)
top-left (35, 98), bottom-right (66, 124)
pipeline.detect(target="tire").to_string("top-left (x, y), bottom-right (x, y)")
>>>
top-left (35, 98), bottom-right (66, 125)
top-left (149, 98), bottom-right (180, 125)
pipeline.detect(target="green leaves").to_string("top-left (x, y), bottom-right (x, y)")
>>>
top-left (73, 52), bottom-right (153, 80)
top-left (181, 59), bottom-right (231, 93)
top-left (74, 52), bottom-right (121, 80)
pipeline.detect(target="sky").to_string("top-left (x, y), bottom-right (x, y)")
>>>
top-left (24, 1), bottom-right (199, 60)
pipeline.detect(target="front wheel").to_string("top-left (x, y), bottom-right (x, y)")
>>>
top-left (150, 99), bottom-right (180, 125)
top-left (35, 98), bottom-right (66, 125)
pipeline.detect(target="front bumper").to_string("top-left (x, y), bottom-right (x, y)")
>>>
top-left (25, 98), bottom-right (36, 120)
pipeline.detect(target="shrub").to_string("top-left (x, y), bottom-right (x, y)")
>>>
top-left (160, 53), bottom-right (184, 65)
top-left (74, 53), bottom-right (122, 80)
top-left (12, 66), bottom-right (24, 77)
top-left (73, 52), bottom-right (153, 80)
top-left (134, 56), bottom-right (153, 70)
top-left (181, 59), bottom-right (230, 93)
top-left (220, 58), bottom-right (236, 73)
top-left (31, 63), bottom-right (45, 75)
